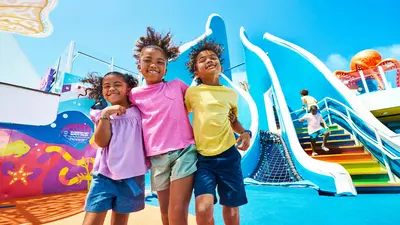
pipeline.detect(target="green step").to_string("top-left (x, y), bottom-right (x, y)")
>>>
top-left (353, 181), bottom-right (393, 186)
top-left (296, 124), bottom-right (339, 133)
top-left (351, 173), bottom-right (390, 184)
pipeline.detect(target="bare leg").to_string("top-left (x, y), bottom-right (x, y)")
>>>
top-left (310, 139), bottom-right (317, 155)
top-left (82, 212), bottom-right (107, 225)
top-left (168, 174), bottom-right (194, 225)
top-left (222, 206), bottom-right (240, 225)
top-left (157, 189), bottom-right (171, 225)
top-left (111, 212), bottom-right (130, 225)
top-left (322, 132), bottom-right (329, 147)
top-left (196, 194), bottom-right (215, 225)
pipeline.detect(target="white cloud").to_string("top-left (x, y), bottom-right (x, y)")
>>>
top-left (324, 44), bottom-right (400, 71)
top-left (375, 44), bottom-right (400, 59)
top-left (325, 54), bottom-right (348, 71)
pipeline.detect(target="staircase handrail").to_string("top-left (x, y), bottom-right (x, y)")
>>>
top-left (292, 97), bottom-right (400, 161)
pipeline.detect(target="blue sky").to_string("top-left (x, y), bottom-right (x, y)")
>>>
top-left (2, 0), bottom-right (400, 87)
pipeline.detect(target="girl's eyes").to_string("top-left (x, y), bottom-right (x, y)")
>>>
top-left (143, 60), bottom-right (165, 65)
top-left (103, 84), bottom-right (121, 89)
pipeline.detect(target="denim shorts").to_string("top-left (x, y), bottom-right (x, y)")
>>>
top-left (84, 173), bottom-right (145, 214)
top-left (150, 144), bottom-right (197, 191)
top-left (310, 128), bottom-right (328, 140)
top-left (194, 145), bottom-right (248, 207)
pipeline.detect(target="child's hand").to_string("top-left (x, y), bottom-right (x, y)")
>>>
top-left (229, 110), bottom-right (237, 123)
top-left (102, 105), bottom-right (127, 118)
top-left (236, 132), bottom-right (251, 151)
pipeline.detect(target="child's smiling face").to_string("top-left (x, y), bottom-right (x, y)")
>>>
top-left (102, 74), bottom-right (130, 105)
top-left (138, 47), bottom-right (167, 85)
top-left (194, 50), bottom-right (222, 84)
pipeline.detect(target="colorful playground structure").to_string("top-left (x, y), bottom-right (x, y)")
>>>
top-left (1, 6), bottom-right (400, 224)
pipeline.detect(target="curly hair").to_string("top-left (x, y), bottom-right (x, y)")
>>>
top-left (300, 89), bottom-right (309, 96)
top-left (80, 71), bottom-right (138, 101)
top-left (185, 39), bottom-right (224, 84)
top-left (133, 26), bottom-right (180, 64)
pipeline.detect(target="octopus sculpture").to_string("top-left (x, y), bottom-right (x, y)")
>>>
top-left (333, 49), bottom-right (399, 90)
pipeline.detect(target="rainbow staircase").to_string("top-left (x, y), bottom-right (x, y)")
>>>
top-left (296, 124), bottom-right (400, 193)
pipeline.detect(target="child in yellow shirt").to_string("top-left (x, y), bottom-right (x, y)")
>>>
top-left (300, 89), bottom-right (318, 113)
top-left (184, 39), bottom-right (251, 225)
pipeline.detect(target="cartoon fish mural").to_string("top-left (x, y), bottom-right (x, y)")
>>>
top-left (0, 140), bottom-right (31, 157)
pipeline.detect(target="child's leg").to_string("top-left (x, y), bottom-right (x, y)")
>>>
top-left (112, 175), bottom-right (145, 225)
top-left (222, 206), bottom-right (240, 225)
top-left (110, 212), bottom-right (130, 225)
top-left (321, 129), bottom-right (330, 151)
top-left (82, 212), bottom-right (108, 225)
top-left (309, 132), bottom-right (318, 156)
top-left (194, 150), bottom-right (218, 225)
top-left (169, 175), bottom-right (194, 224)
top-left (216, 146), bottom-right (248, 225)
top-left (82, 174), bottom-right (117, 225)
top-left (150, 155), bottom-right (173, 225)
top-left (157, 189), bottom-right (170, 225)
top-left (310, 138), bottom-right (317, 154)
top-left (150, 144), bottom-right (197, 225)
top-left (196, 194), bottom-right (216, 225)
top-left (168, 144), bottom-right (198, 225)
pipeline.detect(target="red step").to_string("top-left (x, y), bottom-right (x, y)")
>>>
top-left (304, 145), bottom-right (365, 155)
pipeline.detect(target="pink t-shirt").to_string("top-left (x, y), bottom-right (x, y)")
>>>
top-left (90, 107), bottom-right (148, 180)
top-left (129, 79), bottom-right (195, 156)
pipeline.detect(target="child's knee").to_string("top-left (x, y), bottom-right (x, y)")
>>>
top-left (195, 198), bottom-right (214, 220)
top-left (223, 206), bottom-right (239, 217)
top-left (223, 206), bottom-right (240, 223)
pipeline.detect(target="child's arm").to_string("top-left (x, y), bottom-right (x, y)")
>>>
top-left (298, 114), bottom-right (307, 122)
top-left (94, 105), bottom-right (127, 148)
top-left (184, 87), bottom-right (193, 114)
top-left (231, 120), bottom-right (251, 151)
top-left (230, 104), bottom-right (251, 150)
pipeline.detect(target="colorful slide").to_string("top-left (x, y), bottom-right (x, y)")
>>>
top-left (166, 14), bottom-right (356, 196)
top-left (250, 30), bottom-right (400, 193)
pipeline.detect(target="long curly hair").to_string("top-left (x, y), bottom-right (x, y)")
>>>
top-left (186, 39), bottom-right (224, 84)
top-left (80, 71), bottom-right (138, 101)
top-left (133, 26), bottom-right (180, 64)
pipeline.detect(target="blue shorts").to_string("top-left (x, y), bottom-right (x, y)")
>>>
top-left (310, 128), bottom-right (328, 140)
top-left (84, 173), bottom-right (145, 214)
top-left (194, 145), bottom-right (248, 207)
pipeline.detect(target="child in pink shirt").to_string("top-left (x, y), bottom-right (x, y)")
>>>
top-left (129, 27), bottom-right (197, 225)
top-left (80, 72), bottom-right (148, 225)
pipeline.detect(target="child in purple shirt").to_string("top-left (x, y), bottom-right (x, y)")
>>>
top-left (80, 72), bottom-right (148, 225)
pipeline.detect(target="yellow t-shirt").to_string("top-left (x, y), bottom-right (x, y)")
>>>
top-left (184, 84), bottom-right (238, 156)
top-left (301, 95), bottom-right (318, 111)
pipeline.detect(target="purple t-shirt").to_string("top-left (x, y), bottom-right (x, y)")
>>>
top-left (90, 106), bottom-right (148, 180)
top-left (129, 79), bottom-right (195, 157)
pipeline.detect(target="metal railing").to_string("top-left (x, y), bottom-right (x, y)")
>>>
top-left (46, 41), bottom-right (143, 93)
top-left (291, 97), bottom-right (400, 182)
